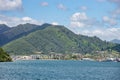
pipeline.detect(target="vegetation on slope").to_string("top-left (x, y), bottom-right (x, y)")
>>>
top-left (3, 24), bottom-right (117, 55)
top-left (0, 48), bottom-right (12, 62)
top-left (112, 44), bottom-right (120, 52)
top-left (0, 23), bottom-right (51, 46)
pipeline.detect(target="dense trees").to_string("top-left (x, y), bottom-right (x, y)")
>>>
top-left (112, 44), bottom-right (120, 52)
top-left (0, 48), bottom-right (12, 62)
top-left (3, 24), bottom-right (119, 55)
top-left (0, 23), bottom-right (51, 46)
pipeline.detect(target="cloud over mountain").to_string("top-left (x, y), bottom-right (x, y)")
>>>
top-left (81, 27), bottom-right (120, 41)
top-left (0, 14), bottom-right (42, 27)
top-left (102, 16), bottom-right (117, 26)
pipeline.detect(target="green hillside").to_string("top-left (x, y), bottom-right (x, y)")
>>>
top-left (112, 44), bottom-right (120, 52)
top-left (3, 24), bottom-right (116, 55)
top-left (0, 48), bottom-right (12, 62)
top-left (0, 23), bottom-right (51, 46)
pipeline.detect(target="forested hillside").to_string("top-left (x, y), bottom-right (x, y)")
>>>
top-left (0, 48), bottom-right (12, 62)
top-left (2, 24), bottom-right (117, 55)
top-left (0, 23), bottom-right (51, 46)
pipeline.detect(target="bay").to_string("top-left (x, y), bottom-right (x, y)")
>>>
top-left (0, 60), bottom-right (120, 80)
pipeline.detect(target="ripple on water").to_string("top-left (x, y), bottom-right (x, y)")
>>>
top-left (0, 60), bottom-right (120, 80)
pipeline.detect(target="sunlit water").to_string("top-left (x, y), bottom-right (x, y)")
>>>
top-left (0, 60), bottom-right (120, 80)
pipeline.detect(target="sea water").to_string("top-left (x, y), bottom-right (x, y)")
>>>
top-left (0, 60), bottom-right (120, 80)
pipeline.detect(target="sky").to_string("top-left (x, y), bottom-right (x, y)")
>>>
top-left (0, 0), bottom-right (120, 41)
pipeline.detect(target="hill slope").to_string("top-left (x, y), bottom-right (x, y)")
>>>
top-left (3, 24), bottom-right (115, 55)
top-left (0, 24), bottom-right (10, 34)
top-left (0, 48), bottom-right (12, 62)
top-left (0, 23), bottom-right (51, 46)
top-left (111, 39), bottom-right (120, 44)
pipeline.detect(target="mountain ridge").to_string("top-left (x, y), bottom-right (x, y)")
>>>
top-left (0, 24), bottom-right (11, 34)
top-left (0, 23), bottom-right (52, 46)
top-left (111, 39), bottom-right (120, 44)
top-left (2, 23), bottom-right (118, 55)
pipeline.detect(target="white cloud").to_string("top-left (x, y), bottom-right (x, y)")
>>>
top-left (52, 22), bottom-right (59, 25)
top-left (40, 2), bottom-right (48, 7)
top-left (81, 27), bottom-right (120, 41)
top-left (0, 14), bottom-right (42, 27)
top-left (71, 12), bottom-right (88, 21)
top-left (102, 16), bottom-right (117, 26)
top-left (22, 17), bottom-right (32, 21)
top-left (70, 12), bottom-right (120, 40)
top-left (70, 12), bottom-right (88, 27)
top-left (0, 0), bottom-right (22, 11)
top-left (70, 12), bottom-right (99, 28)
top-left (0, 20), bottom-right (7, 25)
top-left (57, 4), bottom-right (67, 10)
top-left (70, 22), bottom-right (85, 28)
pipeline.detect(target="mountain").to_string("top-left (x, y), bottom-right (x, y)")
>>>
top-left (0, 23), bottom-right (51, 46)
top-left (111, 39), bottom-right (120, 44)
top-left (0, 48), bottom-right (12, 62)
top-left (112, 44), bottom-right (120, 52)
top-left (2, 24), bottom-right (116, 55)
top-left (0, 24), bottom-right (10, 34)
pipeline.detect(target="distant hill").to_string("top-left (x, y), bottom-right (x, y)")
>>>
top-left (111, 39), bottom-right (120, 44)
top-left (111, 44), bottom-right (120, 52)
top-left (0, 24), bottom-right (10, 34)
top-left (0, 23), bottom-right (51, 46)
top-left (2, 24), bottom-right (116, 55)
top-left (0, 48), bottom-right (12, 62)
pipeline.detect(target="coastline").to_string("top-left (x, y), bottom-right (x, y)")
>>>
top-left (11, 55), bottom-right (120, 62)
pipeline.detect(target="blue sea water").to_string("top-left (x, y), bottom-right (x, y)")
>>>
top-left (0, 60), bottom-right (120, 80)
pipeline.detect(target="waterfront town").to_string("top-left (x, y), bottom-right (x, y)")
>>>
top-left (11, 52), bottom-right (120, 62)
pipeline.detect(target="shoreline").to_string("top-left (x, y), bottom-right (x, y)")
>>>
top-left (11, 55), bottom-right (120, 62)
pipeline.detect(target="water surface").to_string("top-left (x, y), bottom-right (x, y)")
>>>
top-left (0, 60), bottom-right (120, 80)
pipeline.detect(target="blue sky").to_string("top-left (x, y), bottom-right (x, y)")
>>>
top-left (0, 0), bottom-right (120, 41)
